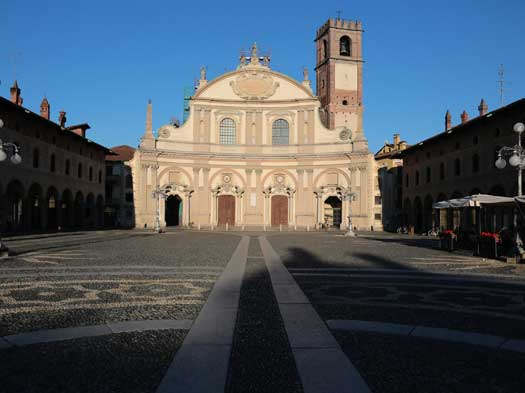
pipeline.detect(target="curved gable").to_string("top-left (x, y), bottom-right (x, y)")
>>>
top-left (194, 69), bottom-right (314, 102)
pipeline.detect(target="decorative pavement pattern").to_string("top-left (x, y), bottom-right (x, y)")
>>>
top-left (1, 230), bottom-right (525, 392)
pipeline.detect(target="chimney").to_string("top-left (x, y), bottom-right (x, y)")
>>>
top-left (393, 133), bottom-right (400, 146)
top-left (478, 99), bottom-right (488, 116)
top-left (445, 110), bottom-right (452, 131)
top-left (67, 124), bottom-right (90, 138)
top-left (10, 80), bottom-right (23, 105)
top-left (40, 97), bottom-right (50, 120)
top-left (461, 110), bottom-right (469, 124)
top-left (58, 110), bottom-right (67, 127)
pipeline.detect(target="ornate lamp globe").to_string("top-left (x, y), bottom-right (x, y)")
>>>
top-left (495, 156), bottom-right (507, 169)
top-left (10, 152), bottom-right (22, 165)
top-left (0, 148), bottom-right (7, 162)
top-left (509, 152), bottom-right (521, 167)
top-left (513, 122), bottom-right (525, 133)
top-left (0, 118), bottom-right (4, 128)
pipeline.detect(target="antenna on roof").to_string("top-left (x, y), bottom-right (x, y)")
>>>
top-left (497, 64), bottom-right (511, 106)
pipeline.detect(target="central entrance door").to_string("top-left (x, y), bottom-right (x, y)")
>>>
top-left (165, 195), bottom-right (182, 226)
top-left (218, 195), bottom-right (235, 226)
top-left (271, 195), bottom-right (288, 226)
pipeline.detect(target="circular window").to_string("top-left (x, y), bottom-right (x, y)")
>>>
top-left (342, 100), bottom-right (348, 106)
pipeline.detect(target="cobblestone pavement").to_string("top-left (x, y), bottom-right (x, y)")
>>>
top-left (267, 232), bottom-right (525, 393)
top-left (0, 230), bottom-right (240, 393)
top-left (2, 230), bottom-right (525, 392)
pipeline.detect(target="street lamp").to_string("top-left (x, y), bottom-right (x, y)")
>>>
top-left (342, 188), bottom-right (357, 237)
top-left (495, 122), bottom-right (525, 259)
top-left (151, 184), bottom-right (173, 233)
top-left (495, 122), bottom-right (525, 196)
top-left (0, 118), bottom-right (23, 258)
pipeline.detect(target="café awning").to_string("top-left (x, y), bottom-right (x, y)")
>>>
top-left (433, 194), bottom-right (515, 209)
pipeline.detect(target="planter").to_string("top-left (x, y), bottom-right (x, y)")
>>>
top-left (439, 235), bottom-right (456, 252)
top-left (478, 238), bottom-right (501, 259)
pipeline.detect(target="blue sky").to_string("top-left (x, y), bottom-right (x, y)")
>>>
top-left (1, 0), bottom-right (524, 152)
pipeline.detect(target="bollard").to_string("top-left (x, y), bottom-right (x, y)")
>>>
top-left (242, 225), bottom-right (245, 231)
top-left (280, 224), bottom-right (282, 232)
top-left (198, 223), bottom-right (201, 231)
top-left (306, 225), bottom-right (310, 232)
top-left (294, 225), bottom-right (297, 231)
top-left (226, 223), bottom-right (229, 231)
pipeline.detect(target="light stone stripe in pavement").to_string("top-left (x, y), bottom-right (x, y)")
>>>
top-left (0, 265), bottom-right (223, 271)
top-left (259, 236), bottom-right (371, 393)
top-left (327, 320), bottom-right (525, 353)
top-left (290, 271), bottom-right (525, 285)
top-left (155, 235), bottom-right (249, 393)
top-left (1, 319), bottom-right (193, 348)
top-left (0, 271), bottom-right (221, 279)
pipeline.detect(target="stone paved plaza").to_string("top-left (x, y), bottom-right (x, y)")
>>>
top-left (1, 230), bottom-right (525, 392)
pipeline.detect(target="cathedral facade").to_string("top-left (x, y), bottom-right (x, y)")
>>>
top-left (130, 18), bottom-right (382, 230)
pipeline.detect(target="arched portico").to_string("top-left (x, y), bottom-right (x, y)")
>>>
top-left (61, 189), bottom-right (74, 229)
top-left (74, 191), bottom-right (84, 228)
top-left (28, 183), bottom-right (44, 231)
top-left (46, 187), bottom-right (59, 231)
top-left (6, 180), bottom-right (24, 233)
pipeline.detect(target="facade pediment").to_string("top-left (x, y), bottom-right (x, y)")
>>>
top-left (194, 69), bottom-right (314, 102)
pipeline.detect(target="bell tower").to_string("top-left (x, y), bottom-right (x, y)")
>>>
top-left (315, 17), bottom-right (365, 141)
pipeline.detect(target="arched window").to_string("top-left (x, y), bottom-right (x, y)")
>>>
top-left (472, 153), bottom-right (480, 173)
top-left (272, 119), bottom-right (289, 145)
top-left (340, 36), bottom-right (351, 56)
top-left (78, 163), bottom-right (83, 179)
top-left (426, 166), bottom-right (431, 183)
top-left (33, 148), bottom-right (40, 168)
top-left (98, 170), bottom-right (102, 184)
top-left (415, 171), bottom-right (420, 186)
top-left (65, 159), bottom-right (70, 175)
top-left (50, 154), bottom-right (56, 173)
top-left (323, 39), bottom-right (328, 59)
top-left (439, 162), bottom-right (445, 180)
top-left (89, 166), bottom-right (93, 181)
top-left (219, 118), bottom-right (236, 145)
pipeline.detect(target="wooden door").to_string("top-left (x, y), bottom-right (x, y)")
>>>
top-left (271, 195), bottom-right (288, 226)
top-left (218, 195), bottom-right (235, 225)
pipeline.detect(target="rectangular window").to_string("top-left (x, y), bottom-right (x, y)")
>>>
top-left (374, 196), bottom-right (382, 205)
top-left (374, 213), bottom-right (382, 220)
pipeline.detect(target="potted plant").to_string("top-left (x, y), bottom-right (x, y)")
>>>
top-left (439, 229), bottom-right (456, 252)
top-left (478, 232), bottom-right (502, 259)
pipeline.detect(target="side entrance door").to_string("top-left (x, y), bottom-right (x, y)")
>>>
top-left (271, 195), bottom-right (288, 226)
top-left (218, 195), bottom-right (235, 226)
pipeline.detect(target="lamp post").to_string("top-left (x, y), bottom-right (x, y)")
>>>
top-left (342, 188), bottom-right (357, 237)
top-left (151, 184), bottom-right (172, 233)
top-left (495, 122), bottom-right (525, 196)
top-left (0, 118), bottom-right (23, 258)
top-left (495, 122), bottom-right (525, 259)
